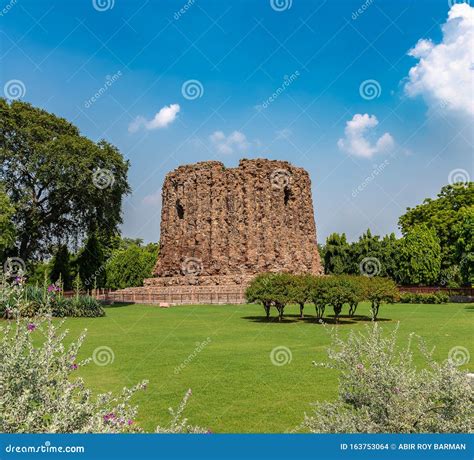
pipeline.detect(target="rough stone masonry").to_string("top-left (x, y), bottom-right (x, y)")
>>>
top-left (108, 159), bottom-right (322, 304)
top-left (146, 158), bottom-right (322, 288)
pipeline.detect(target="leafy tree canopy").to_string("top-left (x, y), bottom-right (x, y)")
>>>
top-left (0, 99), bottom-right (130, 262)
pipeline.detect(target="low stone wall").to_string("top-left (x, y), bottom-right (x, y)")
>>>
top-left (98, 284), bottom-right (247, 305)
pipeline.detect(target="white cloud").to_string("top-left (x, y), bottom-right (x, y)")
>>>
top-left (337, 114), bottom-right (395, 158)
top-left (209, 130), bottom-right (249, 155)
top-left (404, 3), bottom-right (474, 117)
top-left (129, 104), bottom-right (180, 133)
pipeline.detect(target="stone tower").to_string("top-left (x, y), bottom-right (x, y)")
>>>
top-left (145, 158), bottom-right (322, 290)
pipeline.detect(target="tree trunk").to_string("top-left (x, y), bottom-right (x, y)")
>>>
top-left (299, 303), bottom-right (304, 318)
top-left (264, 303), bottom-right (270, 319)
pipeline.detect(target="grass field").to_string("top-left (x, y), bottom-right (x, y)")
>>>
top-left (59, 302), bottom-right (473, 433)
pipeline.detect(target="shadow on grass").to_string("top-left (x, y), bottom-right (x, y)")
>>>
top-left (242, 313), bottom-right (392, 325)
top-left (103, 302), bottom-right (135, 308)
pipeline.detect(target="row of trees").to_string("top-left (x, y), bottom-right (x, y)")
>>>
top-left (320, 184), bottom-right (473, 287)
top-left (245, 273), bottom-right (399, 322)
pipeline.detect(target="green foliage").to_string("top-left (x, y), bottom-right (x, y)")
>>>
top-left (105, 244), bottom-right (156, 290)
top-left (455, 207), bottom-right (474, 285)
top-left (0, 99), bottom-right (130, 261)
top-left (322, 233), bottom-right (351, 274)
top-left (0, 183), bottom-right (16, 259)
top-left (365, 277), bottom-right (399, 320)
top-left (50, 244), bottom-right (72, 290)
top-left (246, 273), bottom-right (293, 321)
top-left (76, 233), bottom-right (107, 289)
top-left (399, 292), bottom-right (449, 304)
top-left (304, 324), bottom-right (473, 433)
top-left (396, 225), bottom-right (441, 285)
top-left (399, 183), bottom-right (474, 272)
top-left (287, 274), bottom-right (314, 317)
top-left (0, 283), bottom-right (105, 318)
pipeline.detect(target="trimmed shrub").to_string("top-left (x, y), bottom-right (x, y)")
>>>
top-left (287, 274), bottom-right (314, 318)
top-left (365, 277), bottom-right (399, 320)
top-left (304, 324), bottom-right (473, 433)
top-left (399, 292), bottom-right (449, 304)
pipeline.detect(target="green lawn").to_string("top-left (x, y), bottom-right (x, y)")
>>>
top-left (60, 302), bottom-right (473, 433)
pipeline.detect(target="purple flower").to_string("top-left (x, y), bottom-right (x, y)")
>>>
top-left (127, 419), bottom-right (133, 426)
top-left (356, 363), bottom-right (364, 371)
top-left (103, 413), bottom-right (115, 422)
top-left (27, 323), bottom-right (36, 332)
top-left (70, 363), bottom-right (78, 370)
top-left (48, 284), bottom-right (60, 293)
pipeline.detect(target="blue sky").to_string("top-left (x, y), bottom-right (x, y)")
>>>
top-left (2, 0), bottom-right (473, 244)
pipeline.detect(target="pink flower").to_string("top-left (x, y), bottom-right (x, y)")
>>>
top-left (356, 363), bottom-right (364, 371)
top-left (103, 413), bottom-right (115, 422)
top-left (27, 323), bottom-right (36, 332)
top-left (70, 363), bottom-right (78, 370)
top-left (127, 419), bottom-right (133, 426)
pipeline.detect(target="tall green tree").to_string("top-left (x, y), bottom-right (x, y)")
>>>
top-left (323, 233), bottom-right (351, 274)
top-left (0, 99), bottom-right (130, 261)
top-left (399, 183), bottom-right (474, 270)
top-left (396, 225), bottom-right (441, 285)
top-left (456, 207), bottom-right (474, 285)
top-left (76, 233), bottom-right (107, 289)
top-left (50, 244), bottom-right (72, 290)
top-left (0, 184), bottom-right (16, 260)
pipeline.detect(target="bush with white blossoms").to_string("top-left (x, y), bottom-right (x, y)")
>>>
top-left (303, 324), bottom-right (473, 433)
top-left (0, 278), bottom-right (207, 434)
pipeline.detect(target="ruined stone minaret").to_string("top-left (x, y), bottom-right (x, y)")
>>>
top-left (145, 158), bottom-right (322, 287)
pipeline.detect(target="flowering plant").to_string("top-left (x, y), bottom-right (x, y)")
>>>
top-left (303, 324), bottom-right (473, 433)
